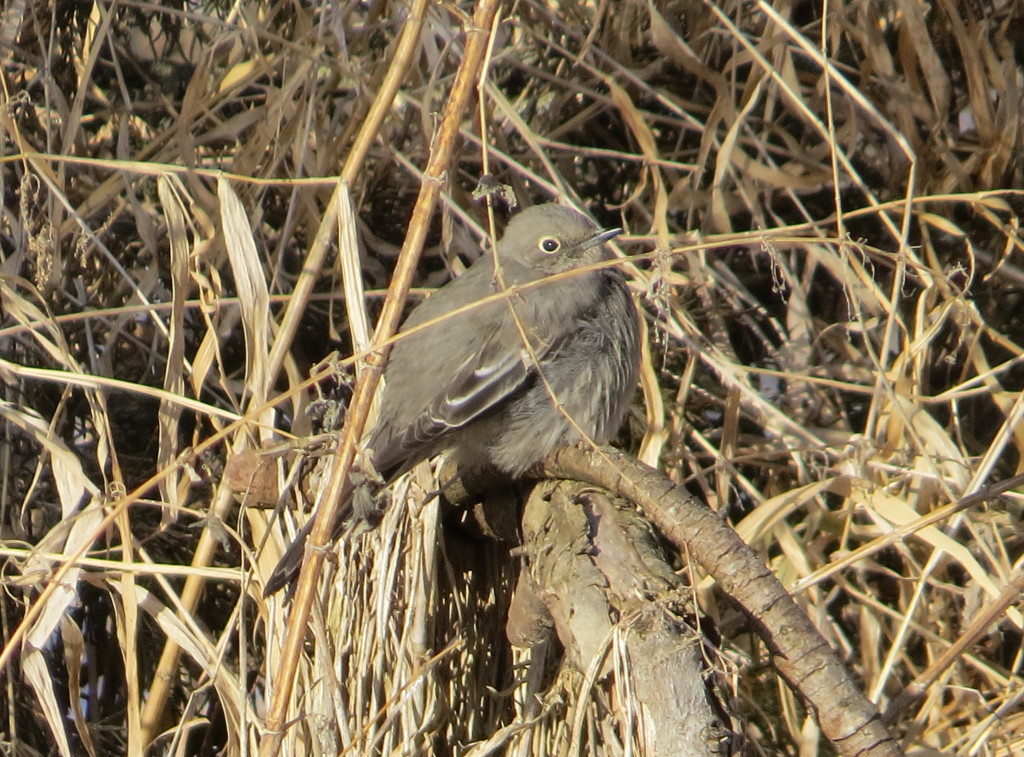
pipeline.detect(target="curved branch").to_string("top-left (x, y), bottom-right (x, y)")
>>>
top-left (535, 445), bottom-right (904, 757)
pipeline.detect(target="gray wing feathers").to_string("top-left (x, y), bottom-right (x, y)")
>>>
top-left (373, 330), bottom-right (534, 472)
top-left (367, 260), bottom-right (617, 479)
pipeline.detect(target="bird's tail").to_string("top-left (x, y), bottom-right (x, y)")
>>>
top-left (262, 518), bottom-right (313, 597)
top-left (262, 470), bottom-right (388, 596)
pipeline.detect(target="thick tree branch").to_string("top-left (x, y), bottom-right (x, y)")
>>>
top-left (534, 445), bottom-right (904, 757)
top-left (509, 481), bottom-right (730, 757)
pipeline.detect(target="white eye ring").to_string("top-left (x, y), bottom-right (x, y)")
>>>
top-left (538, 236), bottom-right (561, 254)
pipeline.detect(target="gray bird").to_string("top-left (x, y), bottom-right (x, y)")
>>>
top-left (265, 203), bottom-right (640, 593)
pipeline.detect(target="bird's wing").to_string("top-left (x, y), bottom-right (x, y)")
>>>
top-left (370, 318), bottom-right (551, 477)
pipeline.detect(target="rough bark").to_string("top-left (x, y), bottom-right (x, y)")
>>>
top-left (533, 445), bottom-right (904, 757)
top-left (508, 481), bottom-right (732, 757)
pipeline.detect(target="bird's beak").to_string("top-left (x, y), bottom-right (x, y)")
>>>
top-left (581, 226), bottom-right (622, 251)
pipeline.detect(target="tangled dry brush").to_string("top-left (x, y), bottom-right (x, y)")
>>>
top-left (1, 0), bottom-right (1023, 755)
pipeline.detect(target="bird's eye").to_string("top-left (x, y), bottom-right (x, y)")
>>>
top-left (539, 236), bottom-right (561, 254)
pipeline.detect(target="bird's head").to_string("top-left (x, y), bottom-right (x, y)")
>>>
top-left (497, 203), bottom-right (621, 274)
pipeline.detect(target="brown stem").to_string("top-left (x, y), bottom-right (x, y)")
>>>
top-left (258, 1), bottom-right (504, 752)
